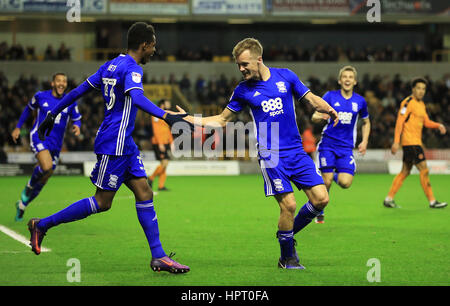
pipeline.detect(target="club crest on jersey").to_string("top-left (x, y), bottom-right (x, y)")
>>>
top-left (273, 179), bottom-right (284, 192)
top-left (352, 102), bottom-right (358, 112)
top-left (275, 82), bottom-right (287, 93)
top-left (132, 72), bottom-right (142, 84)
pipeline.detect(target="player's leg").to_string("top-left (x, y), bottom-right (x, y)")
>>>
top-left (384, 161), bottom-right (412, 208)
top-left (293, 184), bottom-right (328, 234)
top-left (335, 173), bottom-right (354, 189)
top-left (28, 152), bottom-right (123, 255)
top-left (415, 160), bottom-right (447, 208)
top-left (158, 158), bottom-right (169, 190)
top-left (258, 157), bottom-right (303, 269)
top-left (316, 149), bottom-right (336, 223)
top-left (147, 144), bottom-right (164, 187)
top-left (315, 172), bottom-right (333, 224)
top-left (334, 153), bottom-right (356, 189)
top-left (28, 187), bottom-right (111, 255)
top-left (274, 192), bottom-right (304, 269)
top-left (16, 149), bottom-right (54, 221)
top-left (126, 150), bottom-right (189, 273)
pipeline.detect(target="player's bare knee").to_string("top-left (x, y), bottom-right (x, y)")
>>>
top-left (339, 180), bottom-right (352, 189)
top-left (312, 194), bottom-right (329, 210)
top-left (281, 200), bottom-right (297, 215)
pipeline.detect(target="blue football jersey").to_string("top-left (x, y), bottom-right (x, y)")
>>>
top-left (86, 54), bottom-right (144, 156)
top-left (29, 90), bottom-right (81, 151)
top-left (318, 90), bottom-right (369, 150)
top-left (227, 68), bottom-right (310, 153)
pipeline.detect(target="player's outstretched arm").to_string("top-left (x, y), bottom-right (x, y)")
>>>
top-left (358, 118), bottom-right (371, 155)
top-left (304, 92), bottom-right (338, 126)
top-left (38, 81), bottom-right (93, 140)
top-left (129, 89), bottom-right (193, 131)
top-left (12, 105), bottom-right (33, 143)
top-left (175, 106), bottom-right (235, 128)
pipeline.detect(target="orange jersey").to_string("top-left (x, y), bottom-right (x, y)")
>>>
top-left (151, 116), bottom-right (173, 145)
top-left (394, 96), bottom-right (440, 146)
top-left (302, 129), bottom-right (317, 153)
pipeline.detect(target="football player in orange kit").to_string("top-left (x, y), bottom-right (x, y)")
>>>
top-left (148, 99), bottom-right (173, 191)
top-left (384, 78), bottom-right (447, 209)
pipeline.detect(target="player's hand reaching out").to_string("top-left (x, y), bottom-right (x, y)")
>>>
top-left (11, 127), bottom-right (21, 144)
top-left (328, 107), bottom-right (339, 127)
top-left (438, 124), bottom-right (446, 135)
top-left (162, 106), bottom-right (194, 132)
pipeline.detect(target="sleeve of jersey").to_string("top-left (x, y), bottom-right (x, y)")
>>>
top-left (129, 89), bottom-right (166, 119)
top-left (360, 98), bottom-right (370, 119)
top-left (394, 100), bottom-right (408, 143)
top-left (51, 81), bottom-right (92, 116)
top-left (124, 66), bottom-right (144, 94)
top-left (226, 88), bottom-right (244, 113)
top-left (423, 112), bottom-right (440, 129)
top-left (283, 69), bottom-right (310, 101)
top-left (70, 104), bottom-right (82, 127)
top-left (86, 65), bottom-right (104, 90)
top-left (28, 93), bottom-right (39, 110)
top-left (16, 105), bottom-right (33, 129)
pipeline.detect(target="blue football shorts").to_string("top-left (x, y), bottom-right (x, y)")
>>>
top-left (90, 147), bottom-right (147, 191)
top-left (30, 134), bottom-right (60, 170)
top-left (317, 148), bottom-right (356, 175)
top-left (258, 149), bottom-right (324, 197)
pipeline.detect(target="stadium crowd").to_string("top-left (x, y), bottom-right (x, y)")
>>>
top-left (0, 41), bottom-right (440, 62)
top-left (1, 70), bottom-right (449, 156)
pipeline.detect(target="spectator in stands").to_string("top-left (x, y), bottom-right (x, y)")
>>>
top-left (44, 44), bottom-right (57, 61)
top-left (57, 43), bottom-right (71, 61)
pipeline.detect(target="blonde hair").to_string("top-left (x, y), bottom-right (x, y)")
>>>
top-left (338, 65), bottom-right (358, 80)
top-left (232, 38), bottom-right (263, 60)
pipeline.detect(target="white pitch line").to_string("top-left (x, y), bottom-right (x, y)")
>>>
top-left (0, 224), bottom-right (51, 252)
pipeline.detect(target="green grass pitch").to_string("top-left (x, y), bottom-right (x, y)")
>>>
top-left (0, 174), bottom-right (448, 286)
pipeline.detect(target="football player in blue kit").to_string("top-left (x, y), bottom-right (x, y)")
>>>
top-left (11, 73), bottom-right (81, 221)
top-left (179, 38), bottom-right (339, 269)
top-left (312, 66), bottom-right (371, 223)
top-left (28, 22), bottom-right (191, 273)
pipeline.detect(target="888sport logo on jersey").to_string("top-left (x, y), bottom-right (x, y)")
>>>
top-left (261, 97), bottom-right (283, 117)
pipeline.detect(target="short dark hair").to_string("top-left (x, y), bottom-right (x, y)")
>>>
top-left (411, 77), bottom-right (428, 89)
top-left (158, 99), bottom-right (167, 107)
top-left (127, 22), bottom-right (155, 51)
top-left (52, 72), bottom-right (66, 81)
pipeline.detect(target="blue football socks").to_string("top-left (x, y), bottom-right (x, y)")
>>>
top-left (37, 197), bottom-right (99, 232)
top-left (135, 200), bottom-right (166, 259)
top-left (277, 230), bottom-right (294, 260)
top-left (293, 201), bottom-right (323, 234)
